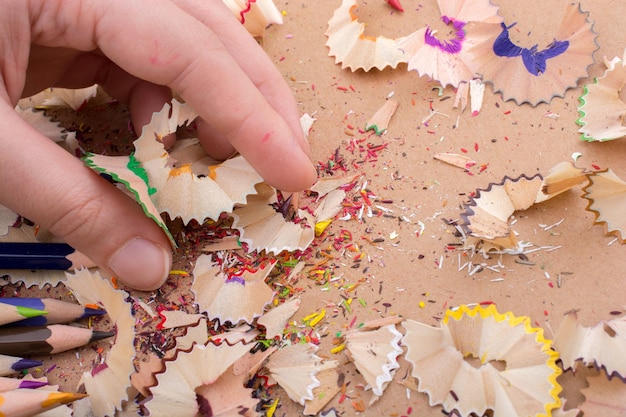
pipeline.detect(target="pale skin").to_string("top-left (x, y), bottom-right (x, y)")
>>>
top-left (0, 0), bottom-right (317, 290)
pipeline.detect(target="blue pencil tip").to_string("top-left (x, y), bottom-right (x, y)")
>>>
top-left (82, 307), bottom-right (107, 318)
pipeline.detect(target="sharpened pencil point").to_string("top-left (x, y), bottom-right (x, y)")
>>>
top-left (19, 380), bottom-right (48, 389)
top-left (42, 392), bottom-right (88, 408)
top-left (89, 330), bottom-right (115, 343)
top-left (82, 307), bottom-right (107, 318)
top-left (13, 358), bottom-right (43, 371)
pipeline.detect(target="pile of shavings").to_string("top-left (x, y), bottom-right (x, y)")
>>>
top-left (454, 162), bottom-right (587, 254)
top-left (5, 2), bottom-right (626, 417)
top-left (445, 160), bottom-right (626, 262)
top-left (325, 0), bottom-right (598, 106)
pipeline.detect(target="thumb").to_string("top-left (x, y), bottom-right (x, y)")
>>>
top-left (0, 104), bottom-right (172, 290)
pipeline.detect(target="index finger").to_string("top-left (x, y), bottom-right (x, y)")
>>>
top-left (171, 0), bottom-right (311, 158)
top-left (29, 0), bottom-right (317, 191)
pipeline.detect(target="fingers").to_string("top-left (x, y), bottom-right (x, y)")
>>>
top-left (27, 49), bottom-right (175, 146)
top-left (28, 0), bottom-right (317, 191)
top-left (169, 0), bottom-right (311, 159)
top-left (0, 103), bottom-right (172, 290)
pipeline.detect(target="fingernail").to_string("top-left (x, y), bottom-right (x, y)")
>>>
top-left (108, 238), bottom-right (170, 290)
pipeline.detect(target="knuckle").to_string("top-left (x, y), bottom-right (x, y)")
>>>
top-left (47, 192), bottom-right (107, 248)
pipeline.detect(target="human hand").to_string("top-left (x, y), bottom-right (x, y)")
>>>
top-left (0, 0), bottom-right (316, 290)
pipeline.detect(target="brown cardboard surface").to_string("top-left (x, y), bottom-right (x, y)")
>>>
top-left (264, 1), bottom-right (626, 414)
top-left (3, 1), bottom-right (626, 416)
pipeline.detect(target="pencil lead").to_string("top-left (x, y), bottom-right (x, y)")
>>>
top-left (18, 380), bottom-right (48, 389)
top-left (81, 307), bottom-right (107, 318)
top-left (13, 358), bottom-right (43, 371)
top-left (49, 391), bottom-right (89, 404)
top-left (15, 306), bottom-right (48, 319)
top-left (89, 330), bottom-right (115, 343)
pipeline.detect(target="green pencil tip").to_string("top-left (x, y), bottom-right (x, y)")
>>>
top-left (16, 306), bottom-right (48, 319)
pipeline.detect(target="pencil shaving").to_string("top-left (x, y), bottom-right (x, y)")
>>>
top-left (402, 304), bottom-right (562, 417)
top-left (223, 0), bottom-right (283, 37)
top-left (232, 183), bottom-right (315, 255)
top-left (582, 168), bottom-right (626, 244)
top-left (579, 373), bottom-right (626, 416)
top-left (21, 85), bottom-right (99, 111)
top-left (465, 3), bottom-right (598, 105)
top-left (65, 269), bottom-right (135, 417)
top-left (398, 0), bottom-right (501, 88)
top-left (191, 254), bottom-right (275, 324)
top-left (553, 311), bottom-right (626, 378)
top-left (324, 0), bottom-right (408, 71)
top-left (145, 341), bottom-right (252, 417)
top-left (365, 100), bottom-right (399, 135)
top-left (460, 162), bottom-right (585, 250)
top-left (257, 298), bottom-right (301, 340)
top-left (132, 99), bottom-right (263, 224)
top-left (577, 51), bottom-right (626, 141)
top-left (194, 363), bottom-right (258, 417)
top-left (345, 323), bottom-right (403, 404)
top-left (266, 343), bottom-right (338, 405)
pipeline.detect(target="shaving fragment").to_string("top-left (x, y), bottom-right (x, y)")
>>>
top-left (402, 304), bottom-right (561, 417)
top-left (460, 163), bottom-right (586, 250)
top-left (232, 183), bottom-right (315, 254)
top-left (365, 100), bottom-right (399, 135)
top-left (469, 78), bottom-right (485, 116)
top-left (132, 99), bottom-right (263, 224)
top-left (266, 343), bottom-right (338, 405)
top-left (144, 341), bottom-right (252, 417)
top-left (191, 254), bottom-right (275, 324)
top-left (257, 298), bottom-right (300, 339)
top-left (582, 168), bottom-right (626, 243)
top-left (22, 85), bottom-right (99, 110)
top-left (0, 205), bottom-right (18, 237)
top-left (536, 161), bottom-right (587, 203)
top-left (553, 311), bottom-right (626, 377)
top-left (310, 175), bottom-right (359, 198)
top-left (195, 361), bottom-right (259, 417)
top-left (577, 51), bottom-right (626, 141)
top-left (15, 106), bottom-right (66, 143)
top-left (465, 3), bottom-right (598, 105)
top-left (344, 322), bottom-right (403, 404)
top-left (579, 372), bottom-right (626, 416)
top-left (324, 0), bottom-right (408, 71)
top-left (398, 0), bottom-right (502, 88)
top-left (433, 153), bottom-right (476, 170)
top-left (130, 354), bottom-right (163, 397)
top-left (314, 189), bottom-right (347, 223)
top-left (302, 366), bottom-right (341, 416)
top-left (157, 310), bottom-right (204, 330)
top-left (83, 152), bottom-right (174, 245)
top-left (65, 268), bottom-right (135, 417)
top-left (223, 0), bottom-right (283, 37)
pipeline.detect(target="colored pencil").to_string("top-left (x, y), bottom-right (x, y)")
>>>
top-left (0, 298), bottom-right (105, 326)
top-left (0, 376), bottom-right (47, 392)
top-left (0, 242), bottom-right (95, 270)
top-left (0, 355), bottom-right (42, 376)
top-left (0, 388), bottom-right (87, 417)
top-left (0, 302), bottom-right (47, 326)
top-left (0, 325), bottom-right (114, 356)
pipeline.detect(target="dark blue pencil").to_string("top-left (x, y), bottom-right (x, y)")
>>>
top-left (0, 298), bottom-right (106, 326)
top-left (0, 242), bottom-right (95, 270)
top-left (0, 354), bottom-right (42, 376)
top-left (0, 242), bottom-right (75, 270)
